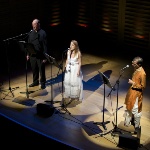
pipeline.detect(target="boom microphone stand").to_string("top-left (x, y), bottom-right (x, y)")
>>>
top-left (107, 69), bottom-right (126, 135)
top-left (93, 71), bottom-right (113, 130)
top-left (2, 40), bottom-right (15, 99)
top-left (2, 39), bottom-right (24, 99)
top-left (2, 31), bottom-right (32, 99)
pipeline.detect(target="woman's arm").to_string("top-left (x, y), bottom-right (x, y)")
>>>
top-left (77, 51), bottom-right (81, 76)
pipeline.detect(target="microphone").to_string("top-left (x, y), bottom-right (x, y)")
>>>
top-left (121, 65), bottom-right (129, 70)
top-left (28, 30), bottom-right (33, 34)
top-left (64, 48), bottom-right (70, 52)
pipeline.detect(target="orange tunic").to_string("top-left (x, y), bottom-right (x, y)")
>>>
top-left (124, 67), bottom-right (146, 112)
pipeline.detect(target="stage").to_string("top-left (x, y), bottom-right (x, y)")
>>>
top-left (0, 53), bottom-right (150, 150)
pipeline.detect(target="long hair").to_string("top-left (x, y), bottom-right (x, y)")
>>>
top-left (71, 40), bottom-right (81, 58)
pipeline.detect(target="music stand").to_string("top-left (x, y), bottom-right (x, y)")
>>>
top-left (18, 41), bottom-right (36, 98)
top-left (44, 53), bottom-right (62, 104)
top-left (93, 71), bottom-right (113, 130)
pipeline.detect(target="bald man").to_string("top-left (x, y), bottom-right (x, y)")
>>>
top-left (27, 19), bottom-right (48, 89)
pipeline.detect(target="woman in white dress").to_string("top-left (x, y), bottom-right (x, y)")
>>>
top-left (63, 40), bottom-right (83, 105)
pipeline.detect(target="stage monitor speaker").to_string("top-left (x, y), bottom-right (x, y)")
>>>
top-left (36, 103), bottom-right (54, 118)
top-left (118, 134), bottom-right (140, 150)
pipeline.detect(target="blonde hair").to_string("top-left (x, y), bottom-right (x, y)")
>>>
top-left (70, 40), bottom-right (81, 58)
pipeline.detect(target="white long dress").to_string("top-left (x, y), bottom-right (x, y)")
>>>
top-left (63, 52), bottom-right (83, 101)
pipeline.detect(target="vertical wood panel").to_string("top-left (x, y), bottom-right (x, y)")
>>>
top-left (124, 0), bottom-right (150, 49)
top-left (94, 0), bottom-right (119, 44)
top-left (0, 0), bottom-right (150, 57)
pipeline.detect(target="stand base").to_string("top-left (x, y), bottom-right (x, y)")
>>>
top-left (45, 100), bottom-right (61, 104)
top-left (58, 104), bottom-right (71, 115)
top-left (1, 87), bottom-right (19, 99)
top-left (44, 99), bottom-right (71, 115)
top-left (99, 125), bottom-right (125, 137)
top-left (111, 126), bottom-right (123, 135)
top-left (20, 91), bottom-right (34, 94)
top-left (93, 121), bottom-right (110, 130)
top-left (20, 91), bottom-right (35, 98)
top-left (101, 124), bottom-right (132, 137)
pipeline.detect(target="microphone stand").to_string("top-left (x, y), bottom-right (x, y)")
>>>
top-left (107, 70), bottom-right (126, 135)
top-left (1, 31), bottom-right (32, 99)
top-left (58, 50), bottom-right (71, 114)
top-left (3, 31), bottom-right (31, 42)
top-left (19, 42), bottom-right (35, 98)
top-left (44, 53), bottom-right (61, 104)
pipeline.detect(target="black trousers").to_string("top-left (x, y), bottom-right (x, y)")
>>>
top-left (30, 56), bottom-right (46, 84)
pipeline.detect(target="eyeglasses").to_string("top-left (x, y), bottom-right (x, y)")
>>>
top-left (132, 61), bottom-right (136, 64)
top-left (132, 61), bottom-right (139, 66)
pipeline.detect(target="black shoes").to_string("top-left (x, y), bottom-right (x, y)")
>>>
top-left (29, 82), bottom-right (46, 89)
top-left (131, 117), bottom-right (135, 126)
top-left (29, 82), bottom-right (39, 87)
top-left (134, 126), bottom-right (141, 139)
top-left (41, 83), bottom-right (46, 89)
top-left (134, 126), bottom-right (140, 134)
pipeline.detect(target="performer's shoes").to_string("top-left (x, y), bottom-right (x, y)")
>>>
top-left (131, 118), bottom-right (135, 126)
top-left (134, 126), bottom-right (141, 138)
top-left (134, 126), bottom-right (141, 139)
top-left (29, 82), bottom-right (39, 87)
top-left (41, 83), bottom-right (46, 89)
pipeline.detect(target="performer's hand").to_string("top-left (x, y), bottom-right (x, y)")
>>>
top-left (42, 59), bottom-right (47, 63)
top-left (77, 71), bottom-right (80, 76)
top-left (26, 55), bottom-right (30, 61)
top-left (128, 79), bottom-right (134, 85)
